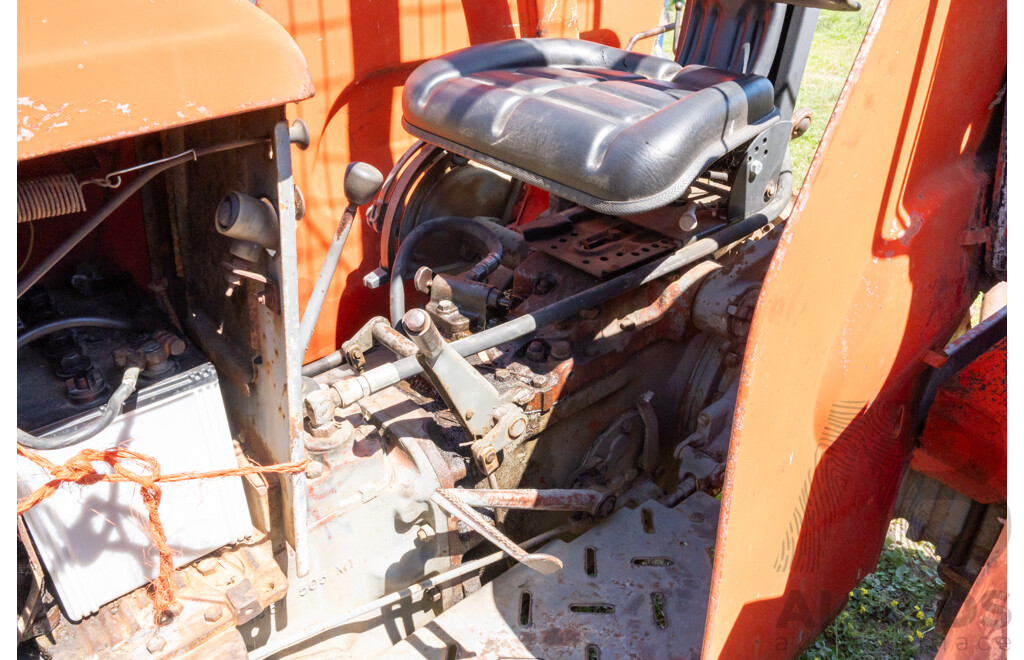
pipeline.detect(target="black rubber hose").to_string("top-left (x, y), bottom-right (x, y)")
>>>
top-left (389, 217), bottom-right (503, 326)
top-left (17, 316), bottom-right (137, 349)
top-left (17, 366), bottom-right (142, 451)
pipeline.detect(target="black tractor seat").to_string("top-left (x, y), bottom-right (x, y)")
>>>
top-left (402, 38), bottom-right (781, 215)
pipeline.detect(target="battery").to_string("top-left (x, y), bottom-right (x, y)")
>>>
top-left (17, 363), bottom-right (252, 621)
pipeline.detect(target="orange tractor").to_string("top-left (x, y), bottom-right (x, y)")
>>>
top-left (16, 0), bottom-right (1006, 657)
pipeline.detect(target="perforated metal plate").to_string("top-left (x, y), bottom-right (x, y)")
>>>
top-left (384, 493), bottom-right (720, 660)
top-left (530, 217), bottom-right (679, 278)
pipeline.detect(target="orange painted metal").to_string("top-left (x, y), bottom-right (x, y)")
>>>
top-left (17, 0), bottom-right (313, 162)
top-left (702, 0), bottom-right (1006, 656)
top-left (935, 527), bottom-right (1008, 659)
top-left (256, 0), bottom-right (661, 362)
top-left (912, 338), bottom-right (1007, 504)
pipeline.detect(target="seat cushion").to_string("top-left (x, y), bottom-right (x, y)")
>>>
top-left (402, 38), bottom-right (779, 214)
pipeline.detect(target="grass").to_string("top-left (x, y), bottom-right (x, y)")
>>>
top-left (800, 521), bottom-right (947, 659)
top-left (790, 0), bottom-right (880, 190)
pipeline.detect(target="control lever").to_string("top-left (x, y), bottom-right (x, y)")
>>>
top-left (298, 162), bottom-right (384, 356)
top-left (430, 489), bottom-right (562, 575)
top-left (403, 309), bottom-right (528, 475)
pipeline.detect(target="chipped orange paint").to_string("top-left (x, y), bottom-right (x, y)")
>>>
top-left (17, 0), bottom-right (313, 162)
top-left (703, 0), bottom-right (1005, 656)
top-left (256, 0), bottom-right (660, 362)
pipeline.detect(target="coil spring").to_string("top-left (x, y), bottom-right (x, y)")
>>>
top-left (17, 174), bottom-right (86, 223)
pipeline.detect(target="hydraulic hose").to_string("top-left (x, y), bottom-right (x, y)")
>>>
top-left (389, 217), bottom-right (503, 326)
top-left (322, 208), bottom-right (779, 407)
top-left (17, 316), bottom-right (137, 349)
top-left (17, 366), bottom-right (143, 451)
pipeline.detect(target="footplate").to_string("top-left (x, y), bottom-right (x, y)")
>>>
top-left (384, 493), bottom-right (720, 660)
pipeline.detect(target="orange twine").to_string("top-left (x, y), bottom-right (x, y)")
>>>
top-left (16, 443), bottom-right (309, 622)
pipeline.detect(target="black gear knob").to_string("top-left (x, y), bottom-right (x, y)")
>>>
top-left (343, 162), bottom-right (384, 207)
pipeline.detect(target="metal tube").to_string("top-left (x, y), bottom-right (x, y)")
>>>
top-left (249, 523), bottom-right (570, 660)
top-left (298, 205), bottom-right (357, 356)
top-left (16, 138), bottom-right (268, 299)
top-left (325, 211), bottom-right (776, 405)
top-left (445, 488), bottom-right (607, 514)
top-left (673, 1), bottom-right (685, 60)
top-left (625, 23), bottom-right (674, 51)
top-left (17, 316), bottom-right (137, 348)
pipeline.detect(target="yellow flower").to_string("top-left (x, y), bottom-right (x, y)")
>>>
top-left (914, 605), bottom-right (921, 611)
top-left (916, 630), bottom-right (924, 639)
top-left (891, 599), bottom-right (899, 607)
top-left (849, 591), bottom-right (854, 597)
top-left (907, 634), bottom-right (914, 641)
top-left (841, 611), bottom-right (849, 619)
top-left (859, 605), bottom-right (867, 613)
top-left (926, 617), bottom-right (934, 626)
top-left (916, 611), bottom-right (924, 620)
top-left (860, 588), bottom-right (869, 595)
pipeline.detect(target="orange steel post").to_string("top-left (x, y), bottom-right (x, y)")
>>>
top-left (702, 0), bottom-right (1006, 656)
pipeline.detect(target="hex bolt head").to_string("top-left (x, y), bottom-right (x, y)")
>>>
top-left (305, 461), bottom-right (325, 480)
top-left (495, 368), bottom-right (512, 382)
top-left (146, 637), bottom-right (167, 654)
top-left (165, 601), bottom-right (184, 617)
top-left (196, 557), bottom-right (219, 576)
top-left (436, 299), bottom-right (456, 313)
top-left (530, 375), bottom-right (547, 388)
top-left (204, 605), bottom-right (223, 622)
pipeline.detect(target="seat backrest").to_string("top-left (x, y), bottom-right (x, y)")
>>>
top-left (674, 1), bottom-right (820, 120)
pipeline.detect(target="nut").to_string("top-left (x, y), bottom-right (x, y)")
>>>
top-left (508, 417), bottom-right (527, 439)
top-left (305, 461), bottom-right (325, 480)
top-left (146, 637), bottom-right (167, 654)
top-left (530, 375), bottom-right (547, 388)
top-left (494, 368), bottom-right (512, 382)
top-left (204, 605), bottom-right (223, 622)
top-left (436, 299), bottom-right (456, 313)
top-left (525, 340), bottom-right (546, 361)
top-left (549, 341), bottom-right (571, 361)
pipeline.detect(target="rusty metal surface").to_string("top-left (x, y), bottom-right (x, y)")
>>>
top-left (703, 0), bottom-right (1007, 655)
top-left (912, 337), bottom-right (1006, 503)
top-left (445, 488), bottom-right (606, 513)
top-left (16, 0), bottom-right (313, 162)
top-left (529, 216), bottom-right (681, 278)
top-left (383, 493), bottom-right (720, 660)
top-left (38, 536), bottom-right (287, 659)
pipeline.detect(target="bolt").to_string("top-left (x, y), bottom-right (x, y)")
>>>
top-left (404, 308), bottom-right (429, 333)
top-left (165, 601), bottom-right (184, 617)
top-left (204, 605), bottom-right (223, 622)
top-left (508, 417), bottom-right (527, 439)
top-left (309, 421), bottom-right (336, 438)
top-left (146, 637), bottom-right (167, 654)
top-left (618, 317), bottom-right (636, 331)
top-left (436, 299), bottom-right (456, 313)
top-left (723, 352), bottom-right (740, 368)
top-left (465, 409), bottom-right (474, 420)
top-left (749, 160), bottom-right (763, 176)
top-left (549, 341), bottom-right (571, 361)
top-left (196, 557), bottom-right (219, 576)
top-left (494, 368), bottom-right (512, 382)
top-left (305, 461), bottom-right (325, 480)
top-left (530, 375), bottom-right (547, 388)
top-left (525, 340), bottom-right (546, 361)
top-left (413, 266), bottom-right (434, 293)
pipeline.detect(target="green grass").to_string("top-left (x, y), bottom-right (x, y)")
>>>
top-left (790, 0), bottom-right (880, 191)
top-left (799, 523), bottom-right (947, 660)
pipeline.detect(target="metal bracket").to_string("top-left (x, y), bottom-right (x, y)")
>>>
top-left (341, 316), bottom-right (417, 372)
top-left (430, 489), bottom-right (562, 575)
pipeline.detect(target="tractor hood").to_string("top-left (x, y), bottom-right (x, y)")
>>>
top-left (17, 0), bottom-right (314, 161)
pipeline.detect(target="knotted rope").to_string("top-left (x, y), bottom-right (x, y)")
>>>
top-left (16, 443), bottom-right (308, 622)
